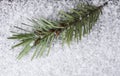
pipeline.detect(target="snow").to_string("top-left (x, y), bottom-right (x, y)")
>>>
top-left (0, 0), bottom-right (120, 76)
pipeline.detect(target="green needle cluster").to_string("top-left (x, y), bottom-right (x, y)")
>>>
top-left (8, 2), bottom-right (108, 60)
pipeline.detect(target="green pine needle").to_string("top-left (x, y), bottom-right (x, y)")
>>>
top-left (8, 2), bottom-right (108, 60)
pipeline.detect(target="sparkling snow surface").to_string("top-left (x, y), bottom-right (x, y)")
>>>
top-left (0, 0), bottom-right (120, 76)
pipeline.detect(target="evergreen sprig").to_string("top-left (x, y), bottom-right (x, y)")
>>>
top-left (8, 2), bottom-right (108, 60)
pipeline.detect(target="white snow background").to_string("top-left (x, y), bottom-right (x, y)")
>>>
top-left (0, 0), bottom-right (120, 76)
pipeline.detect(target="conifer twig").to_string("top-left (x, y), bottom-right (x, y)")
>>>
top-left (8, 2), bottom-right (108, 60)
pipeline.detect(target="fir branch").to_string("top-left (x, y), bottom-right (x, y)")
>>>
top-left (8, 2), bottom-right (108, 60)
